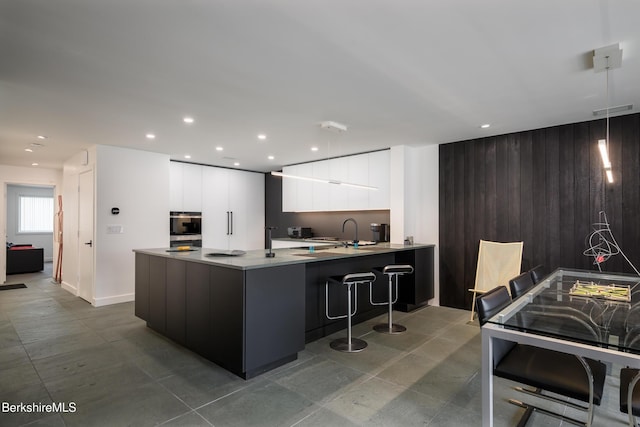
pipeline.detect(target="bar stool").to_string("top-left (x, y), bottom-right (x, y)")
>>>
top-left (325, 272), bottom-right (377, 352)
top-left (371, 265), bottom-right (414, 334)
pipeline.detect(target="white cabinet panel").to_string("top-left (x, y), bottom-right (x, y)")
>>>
top-left (201, 167), bottom-right (229, 248)
top-left (312, 160), bottom-right (330, 211)
top-left (182, 163), bottom-right (202, 212)
top-left (281, 165), bottom-right (297, 212)
top-left (347, 155), bottom-right (369, 210)
top-left (328, 157), bottom-right (349, 211)
top-left (169, 162), bottom-right (203, 212)
top-left (169, 162), bottom-right (183, 211)
top-left (296, 163), bottom-right (314, 212)
top-left (202, 166), bottom-right (264, 250)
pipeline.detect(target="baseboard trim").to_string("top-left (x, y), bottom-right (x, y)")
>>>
top-left (61, 281), bottom-right (77, 295)
top-left (93, 293), bottom-right (134, 307)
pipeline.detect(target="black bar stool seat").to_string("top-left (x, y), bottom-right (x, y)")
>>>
top-left (371, 264), bottom-right (414, 334)
top-left (326, 272), bottom-right (376, 352)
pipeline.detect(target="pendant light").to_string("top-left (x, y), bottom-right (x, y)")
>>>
top-left (271, 121), bottom-right (378, 191)
top-left (593, 44), bottom-right (622, 184)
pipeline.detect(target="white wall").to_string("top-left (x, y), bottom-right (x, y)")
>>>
top-left (0, 165), bottom-right (62, 284)
top-left (93, 145), bottom-right (169, 306)
top-left (389, 145), bottom-right (440, 305)
top-left (61, 146), bottom-right (169, 306)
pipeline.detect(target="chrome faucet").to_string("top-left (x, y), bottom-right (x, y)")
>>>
top-left (342, 218), bottom-right (359, 245)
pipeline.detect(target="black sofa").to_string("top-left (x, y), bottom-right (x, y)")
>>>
top-left (6, 245), bottom-right (44, 274)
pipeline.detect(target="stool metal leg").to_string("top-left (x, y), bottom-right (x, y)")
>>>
top-left (373, 273), bottom-right (406, 334)
top-left (330, 282), bottom-right (368, 352)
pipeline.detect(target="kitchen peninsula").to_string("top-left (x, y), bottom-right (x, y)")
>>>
top-left (134, 243), bottom-right (434, 379)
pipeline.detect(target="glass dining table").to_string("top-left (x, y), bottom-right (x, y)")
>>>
top-left (481, 268), bottom-right (640, 426)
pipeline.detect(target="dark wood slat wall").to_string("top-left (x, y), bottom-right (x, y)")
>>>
top-left (439, 113), bottom-right (640, 310)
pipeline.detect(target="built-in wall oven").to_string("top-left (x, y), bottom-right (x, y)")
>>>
top-left (170, 211), bottom-right (202, 247)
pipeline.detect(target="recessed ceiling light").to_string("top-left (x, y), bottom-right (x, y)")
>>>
top-left (215, 146), bottom-right (223, 151)
top-left (480, 124), bottom-right (491, 129)
top-left (268, 155), bottom-right (275, 160)
top-left (311, 147), bottom-right (319, 152)
top-left (184, 154), bottom-right (191, 159)
top-left (25, 148), bottom-right (33, 152)
top-left (37, 135), bottom-right (47, 140)
top-left (183, 116), bottom-right (194, 124)
top-left (31, 163), bottom-right (39, 166)
top-left (257, 134), bottom-right (267, 140)
top-left (145, 133), bottom-right (156, 140)
top-left (234, 162), bottom-right (240, 166)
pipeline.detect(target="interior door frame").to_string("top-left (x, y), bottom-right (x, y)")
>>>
top-left (1, 181), bottom-right (58, 285)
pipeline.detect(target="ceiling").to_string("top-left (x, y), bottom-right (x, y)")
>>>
top-left (1, 1), bottom-right (639, 172)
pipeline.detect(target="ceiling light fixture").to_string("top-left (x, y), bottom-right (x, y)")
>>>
top-left (25, 148), bottom-right (33, 152)
top-left (311, 147), bottom-right (318, 152)
top-left (145, 133), bottom-right (156, 139)
top-left (216, 146), bottom-right (223, 151)
top-left (270, 121), bottom-right (377, 191)
top-left (257, 134), bottom-right (267, 140)
top-left (480, 124), bottom-right (491, 129)
top-left (184, 154), bottom-right (191, 159)
top-left (37, 135), bottom-right (47, 140)
top-left (270, 171), bottom-right (377, 190)
top-left (31, 163), bottom-right (39, 166)
top-left (268, 155), bottom-right (274, 160)
top-left (593, 43), bottom-right (622, 184)
top-left (234, 162), bottom-right (240, 166)
top-left (183, 116), bottom-right (194, 124)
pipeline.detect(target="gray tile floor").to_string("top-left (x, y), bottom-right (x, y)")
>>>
top-left (0, 264), bottom-right (634, 426)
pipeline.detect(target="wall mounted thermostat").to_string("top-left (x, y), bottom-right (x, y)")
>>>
top-left (111, 207), bottom-right (120, 215)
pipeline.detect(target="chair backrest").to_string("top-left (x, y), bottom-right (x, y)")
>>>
top-left (474, 240), bottom-right (523, 294)
top-left (509, 272), bottom-right (535, 299)
top-left (476, 285), bottom-right (512, 326)
top-left (529, 264), bottom-right (546, 284)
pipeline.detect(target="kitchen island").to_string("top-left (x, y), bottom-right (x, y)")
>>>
top-left (134, 243), bottom-right (434, 379)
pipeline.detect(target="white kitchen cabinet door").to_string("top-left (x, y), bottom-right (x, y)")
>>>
top-left (281, 165), bottom-right (297, 212)
top-left (312, 160), bottom-right (330, 211)
top-left (296, 162), bottom-right (314, 212)
top-left (368, 150), bottom-right (390, 209)
top-left (169, 162), bottom-right (184, 211)
top-left (347, 154), bottom-right (370, 210)
top-left (228, 169), bottom-right (265, 250)
top-left (182, 163), bottom-right (203, 212)
top-left (201, 167), bottom-right (229, 249)
top-left (328, 157), bottom-right (349, 211)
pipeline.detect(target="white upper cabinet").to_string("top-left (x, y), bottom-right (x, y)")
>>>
top-left (281, 150), bottom-right (390, 212)
top-left (169, 162), bottom-right (202, 212)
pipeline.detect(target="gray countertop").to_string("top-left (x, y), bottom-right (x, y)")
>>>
top-left (133, 243), bottom-right (434, 271)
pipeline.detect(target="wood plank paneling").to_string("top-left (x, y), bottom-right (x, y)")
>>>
top-left (439, 113), bottom-right (640, 309)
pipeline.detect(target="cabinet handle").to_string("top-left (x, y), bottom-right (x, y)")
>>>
top-left (230, 211), bottom-right (233, 235)
top-left (226, 211), bottom-right (230, 235)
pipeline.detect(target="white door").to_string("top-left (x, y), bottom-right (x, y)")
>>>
top-left (78, 170), bottom-right (94, 303)
top-left (229, 170), bottom-right (264, 250)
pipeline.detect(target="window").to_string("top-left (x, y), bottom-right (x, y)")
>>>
top-left (19, 195), bottom-right (54, 233)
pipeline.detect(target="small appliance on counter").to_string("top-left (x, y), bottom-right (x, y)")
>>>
top-left (287, 226), bottom-right (312, 239)
top-left (370, 223), bottom-right (390, 242)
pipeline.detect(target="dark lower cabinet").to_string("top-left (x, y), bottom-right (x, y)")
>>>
top-left (134, 245), bottom-right (433, 378)
top-left (166, 259), bottom-right (186, 345)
